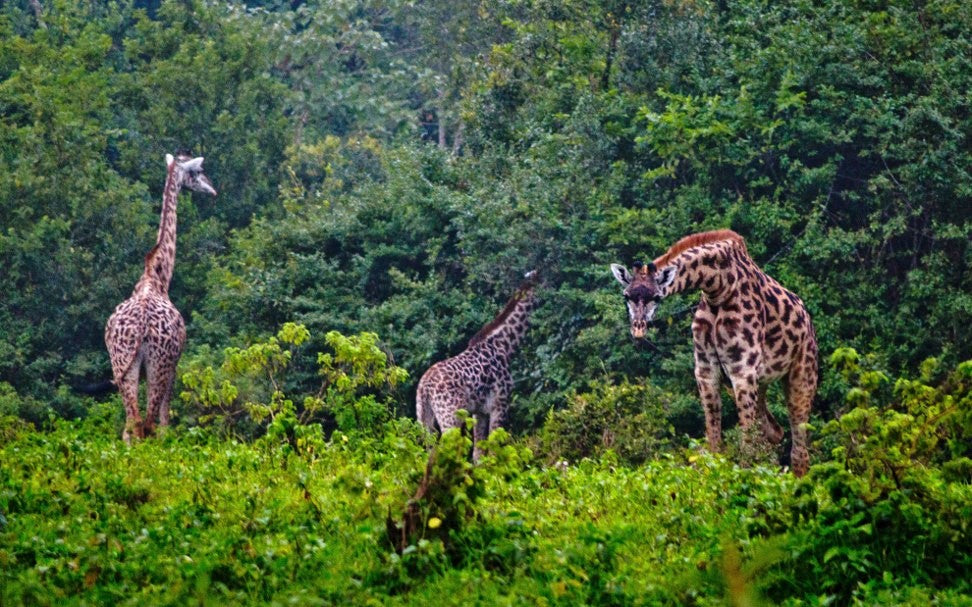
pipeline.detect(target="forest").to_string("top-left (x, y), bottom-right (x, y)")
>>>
top-left (0, 0), bottom-right (970, 604)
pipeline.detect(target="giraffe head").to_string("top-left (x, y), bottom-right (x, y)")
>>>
top-left (513, 269), bottom-right (540, 301)
top-left (166, 153), bottom-right (217, 196)
top-left (610, 261), bottom-right (677, 339)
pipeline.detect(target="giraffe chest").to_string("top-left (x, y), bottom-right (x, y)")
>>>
top-left (693, 295), bottom-right (766, 377)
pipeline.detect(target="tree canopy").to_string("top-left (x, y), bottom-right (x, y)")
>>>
top-left (0, 0), bottom-right (968, 432)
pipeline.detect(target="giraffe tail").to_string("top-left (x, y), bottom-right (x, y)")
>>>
top-left (415, 386), bottom-right (437, 431)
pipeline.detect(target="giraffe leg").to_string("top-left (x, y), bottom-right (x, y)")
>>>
top-left (472, 414), bottom-right (489, 462)
top-left (756, 384), bottom-right (784, 445)
top-left (146, 358), bottom-right (177, 437)
top-left (785, 364), bottom-right (815, 477)
top-left (488, 397), bottom-right (508, 435)
top-left (730, 373), bottom-right (762, 467)
top-left (694, 353), bottom-right (723, 452)
top-left (117, 363), bottom-right (143, 444)
top-left (472, 388), bottom-right (509, 461)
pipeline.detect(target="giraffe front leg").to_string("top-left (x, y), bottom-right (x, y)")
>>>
top-left (730, 373), bottom-right (763, 467)
top-left (694, 351), bottom-right (723, 452)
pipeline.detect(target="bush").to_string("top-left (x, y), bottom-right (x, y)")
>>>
top-left (179, 323), bottom-right (407, 445)
top-left (760, 353), bottom-right (972, 603)
top-left (537, 379), bottom-right (680, 465)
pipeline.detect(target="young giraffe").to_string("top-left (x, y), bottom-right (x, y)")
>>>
top-left (105, 153), bottom-right (216, 442)
top-left (416, 271), bottom-right (539, 458)
top-left (611, 230), bottom-right (818, 476)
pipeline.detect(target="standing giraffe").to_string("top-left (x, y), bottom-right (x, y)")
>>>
top-left (416, 271), bottom-right (539, 458)
top-left (105, 153), bottom-right (216, 442)
top-left (610, 230), bottom-right (817, 476)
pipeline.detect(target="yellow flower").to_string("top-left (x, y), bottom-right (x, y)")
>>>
top-left (427, 517), bottom-right (442, 529)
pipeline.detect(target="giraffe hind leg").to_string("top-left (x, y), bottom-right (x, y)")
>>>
top-left (785, 367), bottom-right (815, 477)
top-left (116, 362), bottom-right (143, 444)
top-left (145, 357), bottom-right (177, 436)
top-left (757, 384), bottom-right (784, 445)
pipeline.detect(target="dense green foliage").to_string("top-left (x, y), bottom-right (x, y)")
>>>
top-left (2, 357), bottom-right (970, 604)
top-left (0, 0), bottom-right (968, 424)
top-left (1, 0), bottom-right (970, 603)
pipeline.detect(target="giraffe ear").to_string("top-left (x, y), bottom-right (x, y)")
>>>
top-left (182, 156), bottom-right (204, 171)
top-left (656, 264), bottom-right (677, 291)
top-left (165, 153), bottom-right (174, 168)
top-left (610, 264), bottom-right (631, 286)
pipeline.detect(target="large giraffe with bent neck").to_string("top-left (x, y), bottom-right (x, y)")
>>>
top-left (416, 271), bottom-right (538, 458)
top-left (105, 153), bottom-right (216, 442)
top-left (611, 230), bottom-right (817, 475)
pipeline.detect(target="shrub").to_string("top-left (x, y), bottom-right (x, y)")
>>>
top-left (537, 379), bottom-right (680, 465)
top-left (179, 323), bottom-right (407, 445)
top-left (760, 352), bottom-right (972, 603)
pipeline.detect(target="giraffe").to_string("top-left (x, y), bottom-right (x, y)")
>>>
top-left (610, 230), bottom-right (818, 476)
top-left (416, 271), bottom-right (539, 459)
top-left (105, 153), bottom-right (216, 442)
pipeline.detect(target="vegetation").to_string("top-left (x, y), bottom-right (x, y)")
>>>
top-left (2, 354), bottom-right (970, 604)
top-left (0, 0), bottom-right (969, 603)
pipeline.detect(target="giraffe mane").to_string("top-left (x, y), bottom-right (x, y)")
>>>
top-left (653, 229), bottom-right (747, 267)
top-left (468, 290), bottom-right (527, 347)
top-left (143, 243), bottom-right (160, 269)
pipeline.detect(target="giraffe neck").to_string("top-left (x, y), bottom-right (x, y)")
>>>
top-left (137, 164), bottom-right (182, 295)
top-left (468, 287), bottom-right (537, 360)
top-left (659, 240), bottom-right (744, 305)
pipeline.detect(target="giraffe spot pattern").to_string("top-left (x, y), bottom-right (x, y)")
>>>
top-left (105, 154), bottom-right (213, 442)
top-left (621, 231), bottom-right (818, 476)
top-left (416, 285), bottom-right (537, 458)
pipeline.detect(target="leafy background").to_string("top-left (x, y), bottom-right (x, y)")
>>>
top-left (0, 0), bottom-right (969, 604)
